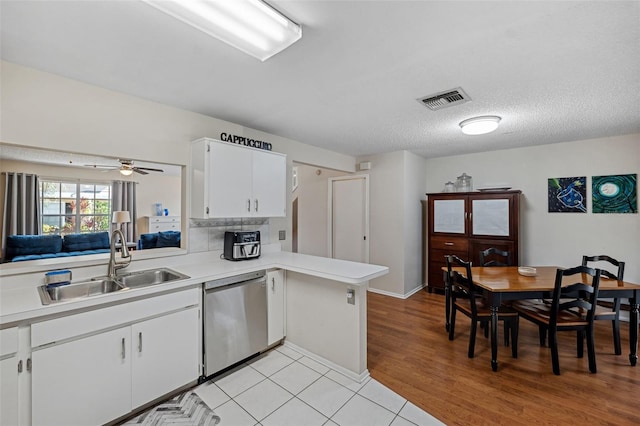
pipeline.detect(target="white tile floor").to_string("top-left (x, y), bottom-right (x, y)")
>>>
top-left (194, 345), bottom-right (444, 426)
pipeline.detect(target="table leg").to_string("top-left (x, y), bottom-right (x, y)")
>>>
top-left (491, 305), bottom-right (499, 372)
top-left (629, 295), bottom-right (638, 366)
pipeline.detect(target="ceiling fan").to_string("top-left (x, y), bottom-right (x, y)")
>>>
top-left (85, 159), bottom-right (164, 176)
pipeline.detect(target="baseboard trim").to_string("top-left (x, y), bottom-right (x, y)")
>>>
top-left (367, 285), bottom-right (426, 300)
top-left (283, 341), bottom-right (370, 383)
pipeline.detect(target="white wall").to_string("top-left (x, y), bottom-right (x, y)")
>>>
top-left (0, 61), bottom-right (357, 250)
top-left (425, 134), bottom-right (640, 282)
top-left (403, 151), bottom-right (428, 294)
top-left (293, 164), bottom-right (349, 257)
top-left (360, 152), bottom-right (404, 294)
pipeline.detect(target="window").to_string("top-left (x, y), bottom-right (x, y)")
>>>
top-left (40, 180), bottom-right (111, 235)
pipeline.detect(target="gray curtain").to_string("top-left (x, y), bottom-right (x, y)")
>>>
top-left (111, 181), bottom-right (137, 242)
top-left (2, 172), bottom-right (41, 253)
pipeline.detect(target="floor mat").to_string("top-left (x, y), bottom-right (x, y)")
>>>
top-left (123, 390), bottom-right (220, 425)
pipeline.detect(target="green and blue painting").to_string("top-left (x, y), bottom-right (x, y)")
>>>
top-left (548, 176), bottom-right (587, 213)
top-left (592, 174), bottom-right (637, 214)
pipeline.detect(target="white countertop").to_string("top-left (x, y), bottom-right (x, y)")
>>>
top-left (0, 250), bottom-right (388, 327)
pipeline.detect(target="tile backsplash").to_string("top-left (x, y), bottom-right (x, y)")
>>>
top-left (188, 218), bottom-right (269, 253)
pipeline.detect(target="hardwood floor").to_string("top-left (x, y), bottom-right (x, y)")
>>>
top-left (367, 290), bottom-right (640, 425)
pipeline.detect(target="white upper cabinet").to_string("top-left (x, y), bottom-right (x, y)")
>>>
top-left (191, 138), bottom-right (287, 218)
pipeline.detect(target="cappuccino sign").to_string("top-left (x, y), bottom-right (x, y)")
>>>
top-left (220, 132), bottom-right (272, 151)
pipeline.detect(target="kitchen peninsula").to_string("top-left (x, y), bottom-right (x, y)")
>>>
top-left (0, 248), bottom-right (388, 425)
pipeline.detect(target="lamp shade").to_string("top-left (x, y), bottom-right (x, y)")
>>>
top-left (459, 115), bottom-right (501, 135)
top-left (112, 211), bottom-right (131, 224)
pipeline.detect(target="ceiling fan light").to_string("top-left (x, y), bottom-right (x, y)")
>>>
top-left (119, 168), bottom-right (133, 176)
top-left (459, 115), bottom-right (501, 135)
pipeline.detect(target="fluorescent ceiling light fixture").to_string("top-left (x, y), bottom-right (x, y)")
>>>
top-left (459, 115), bottom-right (501, 135)
top-left (142, 0), bottom-right (302, 61)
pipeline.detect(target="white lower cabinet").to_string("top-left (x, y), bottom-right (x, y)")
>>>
top-left (267, 269), bottom-right (286, 345)
top-left (132, 308), bottom-right (200, 408)
top-left (30, 288), bottom-right (201, 426)
top-left (0, 327), bottom-right (20, 426)
top-left (32, 327), bottom-right (132, 426)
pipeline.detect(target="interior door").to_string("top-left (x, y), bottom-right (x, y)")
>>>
top-left (329, 175), bottom-right (369, 263)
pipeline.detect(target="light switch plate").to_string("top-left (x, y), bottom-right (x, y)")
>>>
top-left (278, 230), bottom-right (286, 240)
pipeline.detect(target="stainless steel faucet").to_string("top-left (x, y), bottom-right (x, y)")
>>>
top-left (108, 229), bottom-right (131, 279)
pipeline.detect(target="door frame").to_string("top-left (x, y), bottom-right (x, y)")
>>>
top-left (327, 174), bottom-right (370, 262)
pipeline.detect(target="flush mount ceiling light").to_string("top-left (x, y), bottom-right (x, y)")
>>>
top-left (459, 115), bottom-right (501, 135)
top-left (142, 0), bottom-right (302, 61)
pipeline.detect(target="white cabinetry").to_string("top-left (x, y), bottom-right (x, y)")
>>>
top-left (30, 288), bottom-right (200, 425)
top-left (140, 215), bottom-right (181, 233)
top-left (267, 269), bottom-right (286, 345)
top-left (0, 327), bottom-right (20, 426)
top-left (32, 327), bottom-right (132, 426)
top-left (191, 138), bottom-right (287, 218)
top-left (131, 308), bottom-right (199, 407)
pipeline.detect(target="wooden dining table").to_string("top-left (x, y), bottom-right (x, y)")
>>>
top-left (445, 265), bottom-right (640, 372)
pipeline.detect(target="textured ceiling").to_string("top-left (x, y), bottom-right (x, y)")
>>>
top-left (1, 1), bottom-right (639, 159)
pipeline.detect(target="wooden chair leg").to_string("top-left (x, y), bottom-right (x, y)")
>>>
top-left (504, 322), bottom-right (510, 347)
top-left (448, 307), bottom-right (457, 341)
top-left (510, 317), bottom-right (518, 358)
top-left (577, 330), bottom-right (585, 358)
top-left (483, 320), bottom-right (489, 338)
top-left (612, 317), bottom-right (622, 356)
top-left (549, 329), bottom-right (560, 375)
top-left (468, 320), bottom-right (478, 358)
top-left (539, 326), bottom-right (547, 346)
top-left (587, 325), bottom-right (597, 373)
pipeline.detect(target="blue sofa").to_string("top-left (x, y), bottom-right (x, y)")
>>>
top-left (4, 232), bottom-right (111, 262)
top-left (137, 231), bottom-right (181, 250)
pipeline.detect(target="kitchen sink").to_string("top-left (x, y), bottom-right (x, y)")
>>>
top-left (117, 268), bottom-right (190, 289)
top-left (38, 279), bottom-right (126, 305)
top-left (37, 268), bottom-right (190, 305)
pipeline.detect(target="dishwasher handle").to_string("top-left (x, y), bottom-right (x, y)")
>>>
top-left (204, 271), bottom-right (267, 291)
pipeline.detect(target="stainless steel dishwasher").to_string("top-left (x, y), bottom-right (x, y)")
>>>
top-left (202, 270), bottom-right (267, 377)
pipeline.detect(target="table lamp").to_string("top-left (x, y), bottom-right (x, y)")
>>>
top-left (112, 210), bottom-right (131, 233)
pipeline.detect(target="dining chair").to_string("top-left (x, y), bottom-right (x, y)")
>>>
top-left (479, 247), bottom-right (512, 267)
top-left (512, 266), bottom-right (601, 375)
top-left (581, 255), bottom-right (625, 355)
top-left (446, 255), bottom-right (519, 359)
top-left (478, 248), bottom-right (512, 342)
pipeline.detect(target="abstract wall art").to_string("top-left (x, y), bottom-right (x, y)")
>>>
top-left (548, 176), bottom-right (587, 213)
top-left (592, 174), bottom-right (637, 214)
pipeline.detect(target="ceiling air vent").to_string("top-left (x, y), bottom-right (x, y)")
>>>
top-left (418, 87), bottom-right (471, 111)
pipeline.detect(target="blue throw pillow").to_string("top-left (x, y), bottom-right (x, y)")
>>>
top-left (139, 233), bottom-right (158, 250)
top-left (5, 235), bottom-right (63, 259)
top-left (156, 231), bottom-right (181, 248)
top-left (62, 232), bottom-right (110, 252)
